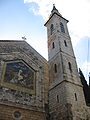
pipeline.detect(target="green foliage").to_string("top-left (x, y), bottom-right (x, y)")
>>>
top-left (79, 68), bottom-right (90, 106)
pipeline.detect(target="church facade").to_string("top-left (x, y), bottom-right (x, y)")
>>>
top-left (0, 5), bottom-right (90, 120)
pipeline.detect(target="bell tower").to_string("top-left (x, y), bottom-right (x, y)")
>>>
top-left (45, 5), bottom-right (87, 120)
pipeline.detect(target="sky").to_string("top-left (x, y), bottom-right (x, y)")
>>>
top-left (0, 0), bottom-right (90, 83)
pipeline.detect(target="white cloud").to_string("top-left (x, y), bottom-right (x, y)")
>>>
top-left (24, 0), bottom-right (90, 47)
top-left (81, 61), bottom-right (90, 84)
top-left (24, 0), bottom-right (53, 19)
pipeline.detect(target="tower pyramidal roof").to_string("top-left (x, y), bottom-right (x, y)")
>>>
top-left (51, 4), bottom-right (62, 16)
top-left (44, 4), bottom-right (68, 26)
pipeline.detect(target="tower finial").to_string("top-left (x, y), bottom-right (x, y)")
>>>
top-left (53, 4), bottom-right (55, 7)
top-left (52, 4), bottom-right (56, 11)
top-left (51, 4), bottom-right (58, 13)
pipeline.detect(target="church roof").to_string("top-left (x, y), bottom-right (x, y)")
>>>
top-left (0, 40), bottom-right (47, 62)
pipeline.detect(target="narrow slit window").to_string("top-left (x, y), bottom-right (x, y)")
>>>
top-left (64, 40), bottom-right (67, 47)
top-left (68, 62), bottom-right (72, 72)
top-left (52, 42), bottom-right (55, 49)
top-left (54, 64), bottom-right (57, 73)
top-left (50, 24), bottom-right (54, 35)
top-left (75, 93), bottom-right (77, 101)
top-left (56, 95), bottom-right (59, 103)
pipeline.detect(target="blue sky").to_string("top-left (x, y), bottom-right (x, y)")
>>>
top-left (0, 0), bottom-right (90, 83)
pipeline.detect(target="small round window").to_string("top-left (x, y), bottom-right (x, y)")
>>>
top-left (14, 111), bottom-right (21, 119)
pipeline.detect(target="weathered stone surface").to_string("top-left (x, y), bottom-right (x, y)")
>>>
top-left (0, 104), bottom-right (46, 120)
top-left (0, 40), bottom-right (49, 120)
top-left (45, 5), bottom-right (90, 120)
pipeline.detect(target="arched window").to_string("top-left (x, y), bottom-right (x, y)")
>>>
top-left (50, 24), bottom-right (54, 35)
top-left (64, 40), bottom-right (67, 47)
top-left (52, 42), bottom-right (55, 49)
top-left (68, 62), bottom-right (72, 72)
top-left (60, 22), bottom-right (65, 33)
top-left (54, 64), bottom-right (57, 73)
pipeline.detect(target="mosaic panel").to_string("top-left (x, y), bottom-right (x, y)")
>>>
top-left (1, 60), bottom-right (36, 94)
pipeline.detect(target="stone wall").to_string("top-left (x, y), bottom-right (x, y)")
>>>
top-left (0, 40), bottom-right (49, 119)
top-left (0, 104), bottom-right (46, 120)
top-left (87, 106), bottom-right (90, 119)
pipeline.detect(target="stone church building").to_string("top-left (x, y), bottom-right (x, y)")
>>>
top-left (0, 5), bottom-right (90, 120)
